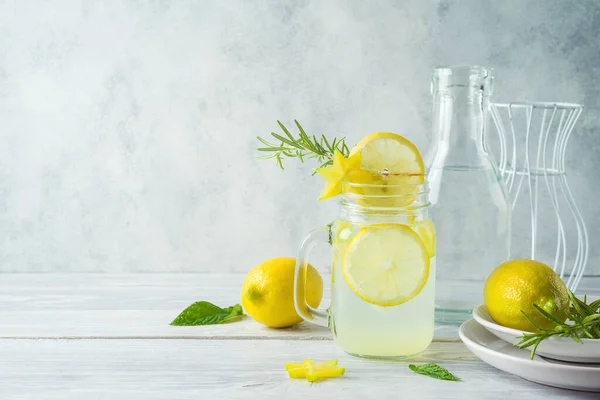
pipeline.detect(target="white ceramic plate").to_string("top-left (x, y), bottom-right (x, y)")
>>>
top-left (460, 318), bottom-right (600, 392)
top-left (473, 304), bottom-right (600, 363)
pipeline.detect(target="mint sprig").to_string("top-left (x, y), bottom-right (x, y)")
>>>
top-left (170, 301), bottom-right (244, 326)
top-left (409, 364), bottom-right (460, 381)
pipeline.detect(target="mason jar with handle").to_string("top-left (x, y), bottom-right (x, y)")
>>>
top-left (294, 181), bottom-right (435, 359)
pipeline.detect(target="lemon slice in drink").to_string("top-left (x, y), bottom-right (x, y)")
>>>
top-left (342, 224), bottom-right (430, 307)
top-left (412, 219), bottom-right (436, 258)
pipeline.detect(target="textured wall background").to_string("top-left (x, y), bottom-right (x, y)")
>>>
top-left (0, 0), bottom-right (598, 273)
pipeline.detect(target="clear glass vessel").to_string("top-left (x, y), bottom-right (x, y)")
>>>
top-left (490, 101), bottom-right (587, 291)
top-left (294, 182), bottom-right (435, 359)
top-left (425, 66), bottom-right (511, 325)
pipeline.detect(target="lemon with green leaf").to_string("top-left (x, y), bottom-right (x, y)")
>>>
top-left (484, 259), bottom-right (569, 331)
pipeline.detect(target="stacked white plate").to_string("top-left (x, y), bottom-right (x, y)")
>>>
top-left (459, 305), bottom-right (600, 392)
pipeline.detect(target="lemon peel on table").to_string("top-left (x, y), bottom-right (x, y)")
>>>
top-left (285, 359), bottom-right (345, 382)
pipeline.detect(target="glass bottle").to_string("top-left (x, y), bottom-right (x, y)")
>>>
top-left (425, 66), bottom-right (511, 325)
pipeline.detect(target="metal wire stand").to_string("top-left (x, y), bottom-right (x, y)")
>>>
top-left (490, 102), bottom-right (587, 291)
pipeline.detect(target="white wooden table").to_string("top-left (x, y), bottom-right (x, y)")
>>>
top-left (1, 274), bottom-right (598, 400)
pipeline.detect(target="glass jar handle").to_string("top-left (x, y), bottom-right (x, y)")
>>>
top-left (294, 226), bottom-right (330, 328)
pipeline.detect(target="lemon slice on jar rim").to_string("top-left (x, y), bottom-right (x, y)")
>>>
top-left (345, 132), bottom-right (425, 207)
top-left (350, 132), bottom-right (424, 183)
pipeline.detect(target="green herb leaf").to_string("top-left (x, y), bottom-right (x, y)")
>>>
top-left (532, 303), bottom-right (565, 326)
top-left (408, 364), bottom-right (460, 381)
top-left (588, 299), bottom-right (600, 312)
top-left (170, 301), bottom-right (245, 326)
top-left (570, 292), bottom-right (596, 317)
top-left (326, 222), bottom-right (334, 245)
top-left (256, 120), bottom-right (349, 169)
top-left (518, 292), bottom-right (600, 359)
top-left (221, 304), bottom-right (245, 324)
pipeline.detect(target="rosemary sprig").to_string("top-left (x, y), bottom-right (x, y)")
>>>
top-left (516, 292), bottom-right (600, 359)
top-left (257, 120), bottom-right (350, 173)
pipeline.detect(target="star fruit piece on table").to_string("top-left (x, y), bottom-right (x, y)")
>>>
top-left (285, 359), bottom-right (345, 382)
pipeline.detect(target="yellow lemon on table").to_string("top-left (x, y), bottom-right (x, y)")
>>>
top-left (241, 257), bottom-right (323, 328)
top-left (484, 259), bottom-right (570, 331)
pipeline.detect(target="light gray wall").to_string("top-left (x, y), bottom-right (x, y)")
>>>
top-left (0, 0), bottom-right (598, 273)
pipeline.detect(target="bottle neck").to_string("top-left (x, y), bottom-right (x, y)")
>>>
top-left (426, 66), bottom-right (493, 170)
top-left (427, 87), bottom-right (490, 169)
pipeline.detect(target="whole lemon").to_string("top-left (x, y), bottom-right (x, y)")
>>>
top-left (484, 259), bottom-right (569, 331)
top-left (241, 257), bottom-right (323, 328)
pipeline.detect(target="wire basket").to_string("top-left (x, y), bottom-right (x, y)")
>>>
top-left (490, 102), bottom-right (587, 291)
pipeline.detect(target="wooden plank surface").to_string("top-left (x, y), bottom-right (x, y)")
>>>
top-left (1, 339), bottom-right (596, 400)
top-left (1, 274), bottom-right (599, 399)
top-left (0, 310), bottom-right (332, 339)
top-left (3, 274), bottom-right (597, 312)
top-left (0, 273), bottom-right (469, 340)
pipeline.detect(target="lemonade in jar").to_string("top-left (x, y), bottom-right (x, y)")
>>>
top-left (294, 133), bottom-right (436, 359)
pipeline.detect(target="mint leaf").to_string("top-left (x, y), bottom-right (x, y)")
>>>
top-left (170, 301), bottom-right (245, 326)
top-left (221, 304), bottom-right (244, 323)
top-left (409, 364), bottom-right (460, 381)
